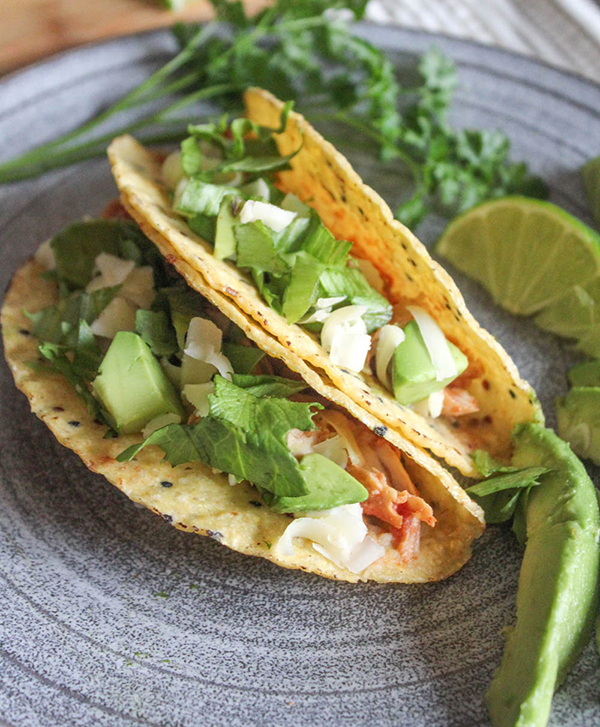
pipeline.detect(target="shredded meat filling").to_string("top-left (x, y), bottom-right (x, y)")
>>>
top-left (442, 387), bottom-right (479, 417)
top-left (348, 430), bottom-right (436, 563)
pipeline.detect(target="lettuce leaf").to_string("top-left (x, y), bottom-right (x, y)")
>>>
top-left (28, 286), bottom-right (120, 345)
top-left (466, 465), bottom-right (550, 527)
top-left (318, 267), bottom-right (392, 332)
top-left (221, 343), bottom-right (265, 374)
top-left (117, 374), bottom-right (319, 497)
top-left (135, 309), bottom-right (178, 358)
top-left (235, 220), bottom-right (288, 275)
top-left (50, 220), bottom-right (159, 289)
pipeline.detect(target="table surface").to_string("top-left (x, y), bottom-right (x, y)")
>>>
top-left (4, 0), bottom-right (600, 81)
top-left (0, 0), bottom-right (266, 75)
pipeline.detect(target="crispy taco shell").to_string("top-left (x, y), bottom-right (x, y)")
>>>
top-left (106, 88), bottom-right (539, 478)
top-left (2, 250), bottom-right (484, 583)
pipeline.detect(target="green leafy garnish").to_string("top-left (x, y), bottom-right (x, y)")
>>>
top-left (221, 344), bottom-right (265, 375)
top-left (318, 267), bottom-right (392, 332)
top-left (38, 342), bottom-right (111, 423)
top-left (135, 309), bottom-right (178, 357)
top-left (50, 220), bottom-right (159, 290)
top-left (467, 450), bottom-right (550, 537)
top-left (0, 1), bottom-right (545, 231)
top-left (27, 286), bottom-right (119, 345)
top-left (117, 374), bottom-right (320, 497)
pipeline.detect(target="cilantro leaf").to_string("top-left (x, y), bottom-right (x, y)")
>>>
top-left (221, 343), bottom-right (265, 375)
top-left (318, 267), bottom-right (392, 332)
top-left (466, 465), bottom-right (550, 526)
top-left (228, 373), bottom-right (307, 397)
top-left (27, 286), bottom-right (120, 345)
top-left (235, 221), bottom-right (288, 275)
top-left (39, 343), bottom-right (111, 424)
top-left (50, 220), bottom-right (157, 289)
top-left (135, 309), bottom-right (178, 358)
top-left (117, 374), bottom-right (321, 497)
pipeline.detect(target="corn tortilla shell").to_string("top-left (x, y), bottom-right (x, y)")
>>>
top-left (2, 255), bottom-right (484, 584)
top-left (106, 90), bottom-right (539, 477)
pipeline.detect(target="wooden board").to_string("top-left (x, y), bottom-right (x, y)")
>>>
top-left (1, 0), bottom-right (268, 75)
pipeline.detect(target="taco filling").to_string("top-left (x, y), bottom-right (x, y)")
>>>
top-left (25, 211), bottom-right (447, 573)
top-left (159, 110), bottom-right (480, 428)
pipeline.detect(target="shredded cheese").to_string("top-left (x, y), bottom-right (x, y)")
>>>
top-left (277, 504), bottom-right (385, 574)
top-left (407, 305), bottom-right (457, 381)
top-left (239, 200), bottom-right (297, 232)
top-left (375, 324), bottom-right (405, 389)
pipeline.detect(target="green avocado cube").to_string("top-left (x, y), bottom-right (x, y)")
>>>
top-left (92, 331), bottom-right (185, 434)
top-left (266, 453), bottom-right (368, 513)
top-left (214, 198), bottom-right (237, 261)
top-left (392, 320), bottom-right (468, 406)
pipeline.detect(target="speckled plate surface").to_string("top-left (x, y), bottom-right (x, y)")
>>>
top-left (1, 25), bottom-right (599, 727)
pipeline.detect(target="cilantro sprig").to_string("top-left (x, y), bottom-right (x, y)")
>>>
top-left (0, 0), bottom-right (546, 228)
top-left (117, 374), bottom-right (320, 498)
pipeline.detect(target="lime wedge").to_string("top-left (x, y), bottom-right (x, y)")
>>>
top-left (436, 197), bottom-right (600, 357)
top-left (582, 156), bottom-right (600, 228)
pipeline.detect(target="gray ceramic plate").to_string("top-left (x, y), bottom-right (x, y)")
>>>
top-left (1, 25), bottom-right (599, 727)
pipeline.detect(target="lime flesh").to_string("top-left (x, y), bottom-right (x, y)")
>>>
top-left (436, 197), bottom-right (600, 356)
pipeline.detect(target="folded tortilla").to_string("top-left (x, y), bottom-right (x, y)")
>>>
top-left (2, 239), bottom-right (484, 583)
top-left (107, 88), bottom-right (539, 478)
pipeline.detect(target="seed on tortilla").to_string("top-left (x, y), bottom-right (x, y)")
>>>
top-left (249, 500), bottom-right (262, 508)
top-left (161, 481), bottom-right (173, 488)
top-left (162, 514), bottom-right (173, 523)
top-left (374, 425), bottom-right (387, 437)
top-left (19, 329), bottom-right (30, 336)
top-left (53, 406), bottom-right (64, 412)
top-left (509, 390), bottom-right (517, 399)
top-left (68, 420), bottom-right (80, 427)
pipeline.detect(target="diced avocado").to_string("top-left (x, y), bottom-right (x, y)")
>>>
top-left (214, 199), bottom-right (237, 261)
top-left (556, 386), bottom-right (600, 465)
top-left (392, 320), bottom-right (468, 405)
top-left (568, 360), bottom-right (600, 387)
top-left (92, 331), bottom-right (185, 434)
top-left (266, 453), bottom-right (368, 513)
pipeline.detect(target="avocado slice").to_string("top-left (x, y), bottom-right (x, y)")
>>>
top-left (556, 386), bottom-right (600, 465)
top-left (568, 360), bottom-right (600, 387)
top-left (392, 320), bottom-right (468, 405)
top-left (264, 453), bottom-right (368, 513)
top-left (92, 331), bottom-right (185, 434)
top-left (485, 424), bottom-right (600, 727)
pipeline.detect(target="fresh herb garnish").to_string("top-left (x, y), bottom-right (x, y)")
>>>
top-left (0, 1), bottom-right (545, 229)
top-left (467, 449), bottom-right (550, 543)
top-left (117, 374), bottom-right (320, 498)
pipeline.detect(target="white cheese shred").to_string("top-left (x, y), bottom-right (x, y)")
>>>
top-left (407, 305), bottom-right (457, 381)
top-left (239, 200), bottom-right (297, 232)
top-left (276, 504), bottom-right (385, 575)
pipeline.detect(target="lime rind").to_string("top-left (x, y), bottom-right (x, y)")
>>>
top-left (436, 196), bottom-right (600, 354)
top-left (582, 156), bottom-right (600, 229)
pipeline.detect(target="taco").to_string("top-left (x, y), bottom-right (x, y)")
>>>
top-left (2, 213), bottom-right (483, 583)
top-left (106, 88), bottom-right (539, 479)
